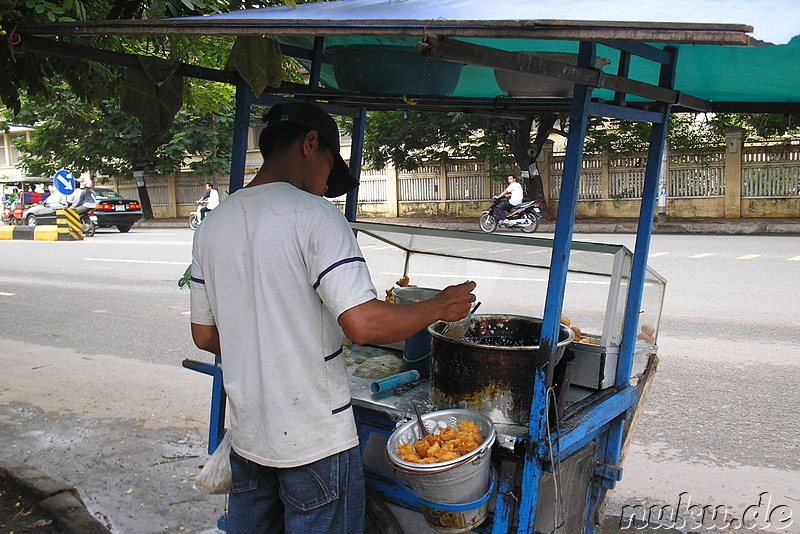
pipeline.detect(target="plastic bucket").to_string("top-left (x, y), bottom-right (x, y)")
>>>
top-left (327, 45), bottom-right (463, 96)
top-left (393, 287), bottom-right (441, 378)
top-left (386, 409), bottom-right (496, 532)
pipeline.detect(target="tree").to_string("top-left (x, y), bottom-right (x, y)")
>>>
top-left (352, 110), bottom-right (561, 218)
top-left (7, 85), bottom-right (234, 210)
top-left (2, 0), bottom-right (319, 217)
top-left (585, 113), bottom-right (800, 155)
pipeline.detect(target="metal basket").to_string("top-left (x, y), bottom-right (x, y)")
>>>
top-left (386, 408), bottom-right (496, 473)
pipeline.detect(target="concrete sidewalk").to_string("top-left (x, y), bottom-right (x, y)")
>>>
top-left (0, 459), bottom-right (679, 534)
top-left (136, 215), bottom-right (800, 235)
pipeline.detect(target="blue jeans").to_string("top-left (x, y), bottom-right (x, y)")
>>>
top-left (498, 201), bottom-right (515, 219)
top-left (227, 446), bottom-right (365, 534)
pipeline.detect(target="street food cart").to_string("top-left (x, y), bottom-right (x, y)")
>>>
top-left (18, 1), bottom-right (800, 531)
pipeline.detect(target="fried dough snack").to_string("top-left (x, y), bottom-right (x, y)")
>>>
top-left (396, 421), bottom-right (484, 464)
top-left (384, 276), bottom-right (417, 303)
top-left (637, 323), bottom-right (656, 344)
top-left (562, 314), bottom-right (600, 344)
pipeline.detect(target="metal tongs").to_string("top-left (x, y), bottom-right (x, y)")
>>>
top-left (442, 301), bottom-right (481, 339)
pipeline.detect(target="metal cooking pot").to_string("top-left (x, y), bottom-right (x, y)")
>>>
top-left (428, 314), bottom-right (575, 425)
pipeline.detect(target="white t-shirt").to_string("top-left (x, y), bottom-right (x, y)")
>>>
top-left (206, 189), bottom-right (220, 210)
top-left (190, 182), bottom-right (377, 467)
top-left (505, 181), bottom-right (523, 205)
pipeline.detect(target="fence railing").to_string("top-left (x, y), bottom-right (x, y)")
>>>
top-left (742, 143), bottom-right (800, 197)
top-left (112, 138), bottom-right (799, 218)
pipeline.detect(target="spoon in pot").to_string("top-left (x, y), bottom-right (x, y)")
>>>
top-left (413, 404), bottom-right (429, 437)
top-left (442, 301), bottom-right (481, 339)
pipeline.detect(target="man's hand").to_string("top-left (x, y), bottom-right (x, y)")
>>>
top-left (430, 280), bottom-right (477, 322)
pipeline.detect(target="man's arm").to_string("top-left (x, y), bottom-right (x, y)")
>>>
top-left (338, 281), bottom-right (476, 346)
top-left (191, 323), bottom-right (221, 355)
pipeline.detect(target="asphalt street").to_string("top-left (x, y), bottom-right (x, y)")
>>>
top-left (0, 224), bottom-right (798, 533)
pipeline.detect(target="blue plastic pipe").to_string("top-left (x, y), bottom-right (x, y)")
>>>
top-left (370, 370), bottom-right (420, 394)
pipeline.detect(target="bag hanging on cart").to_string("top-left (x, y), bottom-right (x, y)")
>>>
top-left (195, 430), bottom-right (232, 494)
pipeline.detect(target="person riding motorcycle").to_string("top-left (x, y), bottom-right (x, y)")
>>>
top-left (71, 178), bottom-right (97, 216)
top-left (493, 174), bottom-right (523, 223)
top-left (197, 182), bottom-right (220, 221)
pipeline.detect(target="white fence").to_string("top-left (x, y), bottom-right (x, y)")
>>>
top-left (114, 140), bottom-right (799, 218)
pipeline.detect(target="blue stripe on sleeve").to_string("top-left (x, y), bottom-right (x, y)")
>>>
top-left (325, 347), bottom-right (343, 362)
top-left (312, 257), bottom-right (365, 289)
top-left (332, 401), bottom-right (352, 415)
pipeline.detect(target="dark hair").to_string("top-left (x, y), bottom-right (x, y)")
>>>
top-left (259, 109), bottom-right (331, 159)
top-left (206, 182), bottom-right (214, 188)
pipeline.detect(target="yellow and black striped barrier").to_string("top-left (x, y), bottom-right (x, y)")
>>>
top-left (0, 209), bottom-right (84, 241)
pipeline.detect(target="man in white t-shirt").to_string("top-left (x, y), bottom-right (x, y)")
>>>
top-left (493, 174), bottom-right (524, 222)
top-left (197, 182), bottom-right (220, 221)
top-left (190, 101), bottom-right (476, 534)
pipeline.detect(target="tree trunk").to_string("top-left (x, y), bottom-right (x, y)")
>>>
top-left (134, 169), bottom-right (154, 220)
top-left (507, 113), bottom-right (558, 219)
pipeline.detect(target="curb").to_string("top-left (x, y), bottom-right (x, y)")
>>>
top-left (0, 458), bottom-right (110, 533)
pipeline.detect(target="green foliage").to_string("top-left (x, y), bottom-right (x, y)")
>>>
top-left (8, 85), bottom-right (234, 180)
top-left (709, 113), bottom-right (800, 141)
top-left (351, 110), bottom-right (514, 171)
top-left (585, 112), bottom-right (800, 155)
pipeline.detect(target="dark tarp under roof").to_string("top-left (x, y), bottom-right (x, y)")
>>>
top-left (20, 0), bottom-right (800, 112)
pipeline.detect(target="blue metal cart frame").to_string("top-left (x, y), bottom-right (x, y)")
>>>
top-left (181, 37), bottom-right (677, 533)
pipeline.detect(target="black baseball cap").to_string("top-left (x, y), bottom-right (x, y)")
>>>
top-left (264, 101), bottom-right (359, 198)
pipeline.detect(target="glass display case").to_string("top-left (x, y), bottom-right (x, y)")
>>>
top-left (351, 221), bottom-right (666, 389)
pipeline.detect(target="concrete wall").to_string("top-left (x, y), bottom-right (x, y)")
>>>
top-left (112, 130), bottom-right (799, 221)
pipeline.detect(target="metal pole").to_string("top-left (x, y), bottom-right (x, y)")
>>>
top-left (229, 77), bottom-right (252, 194)
top-left (608, 48), bottom-right (676, 475)
top-left (345, 107), bottom-right (367, 222)
top-left (518, 41), bottom-right (596, 534)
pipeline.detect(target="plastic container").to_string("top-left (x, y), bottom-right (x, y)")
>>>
top-left (393, 287), bottom-right (441, 378)
top-left (327, 45), bottom-right (463, 96)
top-left (387, 409), bottom-right (496, 532)
top-left (494, 52), bottom-right (611, 97)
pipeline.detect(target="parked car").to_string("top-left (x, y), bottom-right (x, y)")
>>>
top-left (22, 194), bottom-right (66, 227)
top-left (23, 187), bottom-right (142, 233)
top-left (93, 187), bottom-right (142, 233)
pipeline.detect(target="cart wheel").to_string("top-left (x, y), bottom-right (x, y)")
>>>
top-left (26, 214), bottom-right (37, 227)
top-left (366, 488), bottom-right (404, 534)
top-left (479, 213), bottom-right (497, 233)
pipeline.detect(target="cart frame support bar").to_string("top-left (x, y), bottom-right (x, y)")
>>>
top-left (540, 386), bottom-right (638, 461)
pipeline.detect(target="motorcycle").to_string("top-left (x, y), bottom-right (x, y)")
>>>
top-left (189, 200), bottom-right (207, 230)
top-left (2, 203), bottom-right (22, 225)
top-left (479, 197), bottom-right (542, 234)
top-left (81, 210), bottom-right (98, 237)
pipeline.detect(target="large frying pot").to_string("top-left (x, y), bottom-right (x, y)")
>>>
top-left (428, 314), bottom-right (575, 425)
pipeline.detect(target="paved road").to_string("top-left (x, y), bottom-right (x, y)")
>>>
top-left (0, 227), bottom-right (798, 532)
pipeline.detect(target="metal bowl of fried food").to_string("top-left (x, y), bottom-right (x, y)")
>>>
top-left (387, 408), bottom-right (495, 473)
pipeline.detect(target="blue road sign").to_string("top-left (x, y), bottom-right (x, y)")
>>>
top-left (53, 170), bottom-right (76, 196)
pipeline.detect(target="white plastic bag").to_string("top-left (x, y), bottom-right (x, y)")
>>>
top-left (194, 431), bottom-right (232, 494)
